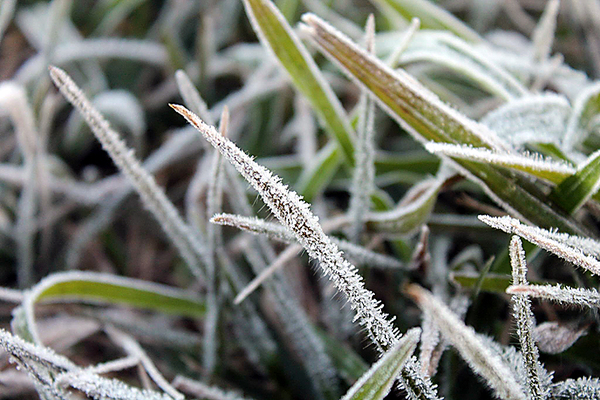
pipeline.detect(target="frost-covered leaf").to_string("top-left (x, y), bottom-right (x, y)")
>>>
top-left (550, 377), bottom-right (600, 399)
top-left (212, 213), bottom-right (404, 269)
top-left (508, 237), bottom-right (547, 400)
top-left (398, 31), bottom-right (527, 100)
top-left (479, 215), bottom-right (600, 276)
top-left (531, 0), bottom-right (560, 63)
top-left (480, 94), bottom-right (571, 148)
top-left (341, 328), bottom-right (420, 400)
top-left (533, 321), bottom-right (588, 354)
top-left (406, 284), bottom-right (526, 400)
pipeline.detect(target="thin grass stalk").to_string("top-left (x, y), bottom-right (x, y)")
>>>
top-left (49, 66), bottom-right (208, 281)
top-left (509, 236), bottom-right (547, 400)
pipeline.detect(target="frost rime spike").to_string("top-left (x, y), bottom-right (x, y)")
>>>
top-left (170, 104), bottom-right (439, 399)
top-left (509, 237), bottom-right (547, 400)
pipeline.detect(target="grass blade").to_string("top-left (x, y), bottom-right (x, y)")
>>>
top-left (367, 0), bottom-right (481, 43)
top-left (550, 150), bottom-right (600, 213)
top-left (21, 271), bottom-right (205, 343)
top-left (242, 0), bottom-right (355, 165)
top-left (48, 66), bottom-right (208, 280)
top-left (341, 328), bottom-right (420, 400)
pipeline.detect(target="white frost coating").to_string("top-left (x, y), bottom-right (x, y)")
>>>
top-left (23, 270), bottom-right (203, 344)
top-left (479, 215), bottom-right (600, 276)
top-left (507, 284), bottom-right (600, 309)
top-left (531, 0), bottom-right (560, 62)
top-left (509, 237), bottom-right (547, 400)
top-left (49, 66), bottom-right (207, 282)
top-left (171, 104), bottom-right (439, 400)
top-left (341, 328), bottom-right (420, 400)
top-left (480, 93), bottom-right (571, 147)
top-left (407, 285), bottom-right (526, 400)
top-left (171, 103), bottom-right (398, 348)
top-left (426, 142), bottom-right (574, 181)
top-left (61, 371), bottom-right (175, 400)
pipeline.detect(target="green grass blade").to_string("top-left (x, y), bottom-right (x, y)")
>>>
top-left (242, 0), bottom-right (355, 166)
top-left (550, 150), bottom-right (600, 214)
top-left (341, 328), bottom-right (420, 400)
top-left (318, 329), bottom-right (369, 383)
top-left (296, 142), bottom-right (342, 201)
top-left (22, 271), bottom-right (205, 343)
top-left (366, 176), bottom-right (443, 234)
top-left (368, 0), bottom-right (481, 43)
top-left (301, 14), bottom-right (586, 235)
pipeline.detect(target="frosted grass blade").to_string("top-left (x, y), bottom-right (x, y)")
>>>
top-left (508, 237), bottom-right (546, 400)
top-left (170, 104), bottom-right (439, 400)
top-left (426, 143), bottom-right (574, 184)
top-left (242, 0), bottom-right (355, 165)
top-left (300, 13), bottom-right (585, 235)
top-left (406, 284), bottom-right (526, 400)
top-left (49, 66), bottom-right (208, 280)
top-left (479, 215), bottom-right (600, 276)
top-left (507, 284), bottom-right (600, 309)
top-left (341, 328), bottom-right (420, 400)
top-left (367, 0), bottom-right (480, 43)
top-left (20, 271), bottom-right (205, 343)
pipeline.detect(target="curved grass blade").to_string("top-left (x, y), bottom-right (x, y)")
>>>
top-left (21, 271), bottom-right (205, 344)
top-left (300, 13), bottom-right (585, 235)
top-left (367, 0), bottom-right (481, 43)
top-left (550, 150), bottom-right (600, 213)
top-left (242, 0), bottom-right (355, 166)
top-left (342, 328), bottom-right (420, 400)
